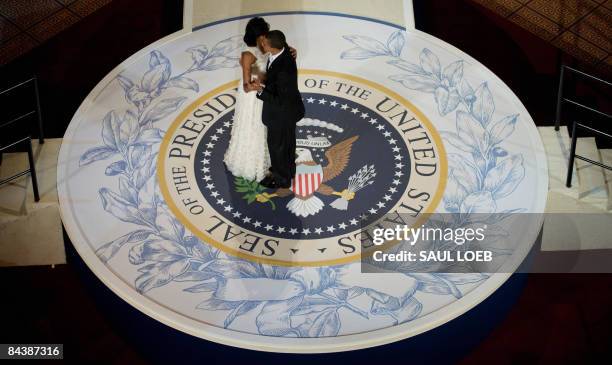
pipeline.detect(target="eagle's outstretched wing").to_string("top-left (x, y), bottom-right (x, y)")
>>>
top-left (322, 135), bottom-right (359, 183)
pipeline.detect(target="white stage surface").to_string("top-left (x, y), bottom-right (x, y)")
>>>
top-left (57, 13), bottom-right (547, 352)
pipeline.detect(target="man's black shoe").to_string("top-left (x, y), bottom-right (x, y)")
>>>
top-left (276, 179), bottom-right (291, 189)
top-left (259, 176), bottom-right (276, 189)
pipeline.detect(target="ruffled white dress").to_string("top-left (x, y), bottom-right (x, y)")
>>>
top-left (223, 45), bottom-right (271, 182)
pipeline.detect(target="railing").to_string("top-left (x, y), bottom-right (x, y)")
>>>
top-left (0, 136), bottom-right (40, 201)
top-left (556, 65), bottom-right (612, 188)
top-left (555, 65), bottom-right (612, 131)
top-left (0, 77), bottom-right (45, 201)
top-left (0, 77), bottom-right (45, 144)
top-left (566, 121), bottom-right (612, 188)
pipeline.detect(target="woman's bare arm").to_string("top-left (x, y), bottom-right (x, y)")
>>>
top-left (240, 51), bottom-right (257, 92)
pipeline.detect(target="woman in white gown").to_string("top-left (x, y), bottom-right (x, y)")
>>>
top-left (223, 17), bottom-right (272, 182)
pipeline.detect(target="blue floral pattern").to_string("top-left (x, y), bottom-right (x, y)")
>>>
top-left (342, 31), bottom-right (526, 261)
top-left (77, 34), bottom-right (495, 338)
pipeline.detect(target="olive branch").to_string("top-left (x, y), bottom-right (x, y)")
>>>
top-left (234, 177), bottom-right (276, 210)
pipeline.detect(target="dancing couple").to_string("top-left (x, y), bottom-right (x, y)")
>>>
top-left (223, 17), bottom-right (305, 189)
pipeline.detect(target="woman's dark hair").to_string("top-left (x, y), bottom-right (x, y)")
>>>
top-left (243, 17), bottom-right (269, 47)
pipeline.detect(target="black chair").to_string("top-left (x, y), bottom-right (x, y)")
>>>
top-left (0, 77), bottom-right (45, 202)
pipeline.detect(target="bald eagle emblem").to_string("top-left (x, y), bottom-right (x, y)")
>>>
top-left (256, 134), bottom-right (376, 217)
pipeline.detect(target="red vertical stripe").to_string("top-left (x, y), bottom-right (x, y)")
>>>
top-left (310, 174), bottom-right (315, 195)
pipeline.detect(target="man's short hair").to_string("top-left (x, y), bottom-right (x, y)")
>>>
top-left (265, 30), bottom-right (286, 49)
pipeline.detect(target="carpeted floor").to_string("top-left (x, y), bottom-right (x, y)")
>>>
top-left (0, 0), bottom-right (114, 65)
top-left (470, 0), bottom-right (611, 72)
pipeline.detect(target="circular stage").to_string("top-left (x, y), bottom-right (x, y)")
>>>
top-left (57, 12), bottom-right (547, 353)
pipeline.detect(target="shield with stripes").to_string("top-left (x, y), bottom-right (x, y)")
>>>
top-left (291, 164), bottom-right (323, 198)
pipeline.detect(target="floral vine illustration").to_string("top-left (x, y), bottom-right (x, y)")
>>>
top-left (79, 36), bottom-right (245, 270)
top-left (341, 30), bottom-right (525, 214)
top-left (341, 31), bottom-right (527, 272)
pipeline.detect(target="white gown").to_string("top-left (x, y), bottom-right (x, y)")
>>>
top-left (224, 45), bottom-right (271, 182)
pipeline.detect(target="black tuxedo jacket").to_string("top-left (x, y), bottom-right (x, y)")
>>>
top-left (256, 48), bottom-right (305, 127)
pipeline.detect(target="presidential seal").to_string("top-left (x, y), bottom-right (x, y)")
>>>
top-left (158, 70), bottom-right (447, 266)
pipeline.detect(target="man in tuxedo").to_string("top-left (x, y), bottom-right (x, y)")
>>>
top-left (256, 30), bottom-right (305, 189)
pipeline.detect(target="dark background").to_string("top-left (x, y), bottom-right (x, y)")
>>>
top-left (1, 0), bottom-right (611, 363)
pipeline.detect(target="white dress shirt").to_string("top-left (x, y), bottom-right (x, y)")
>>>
top-left (266, 47), bottom-right (285, 71)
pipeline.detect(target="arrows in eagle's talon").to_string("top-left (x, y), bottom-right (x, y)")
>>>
top-left (332, 189), bottom-right (355, 200)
